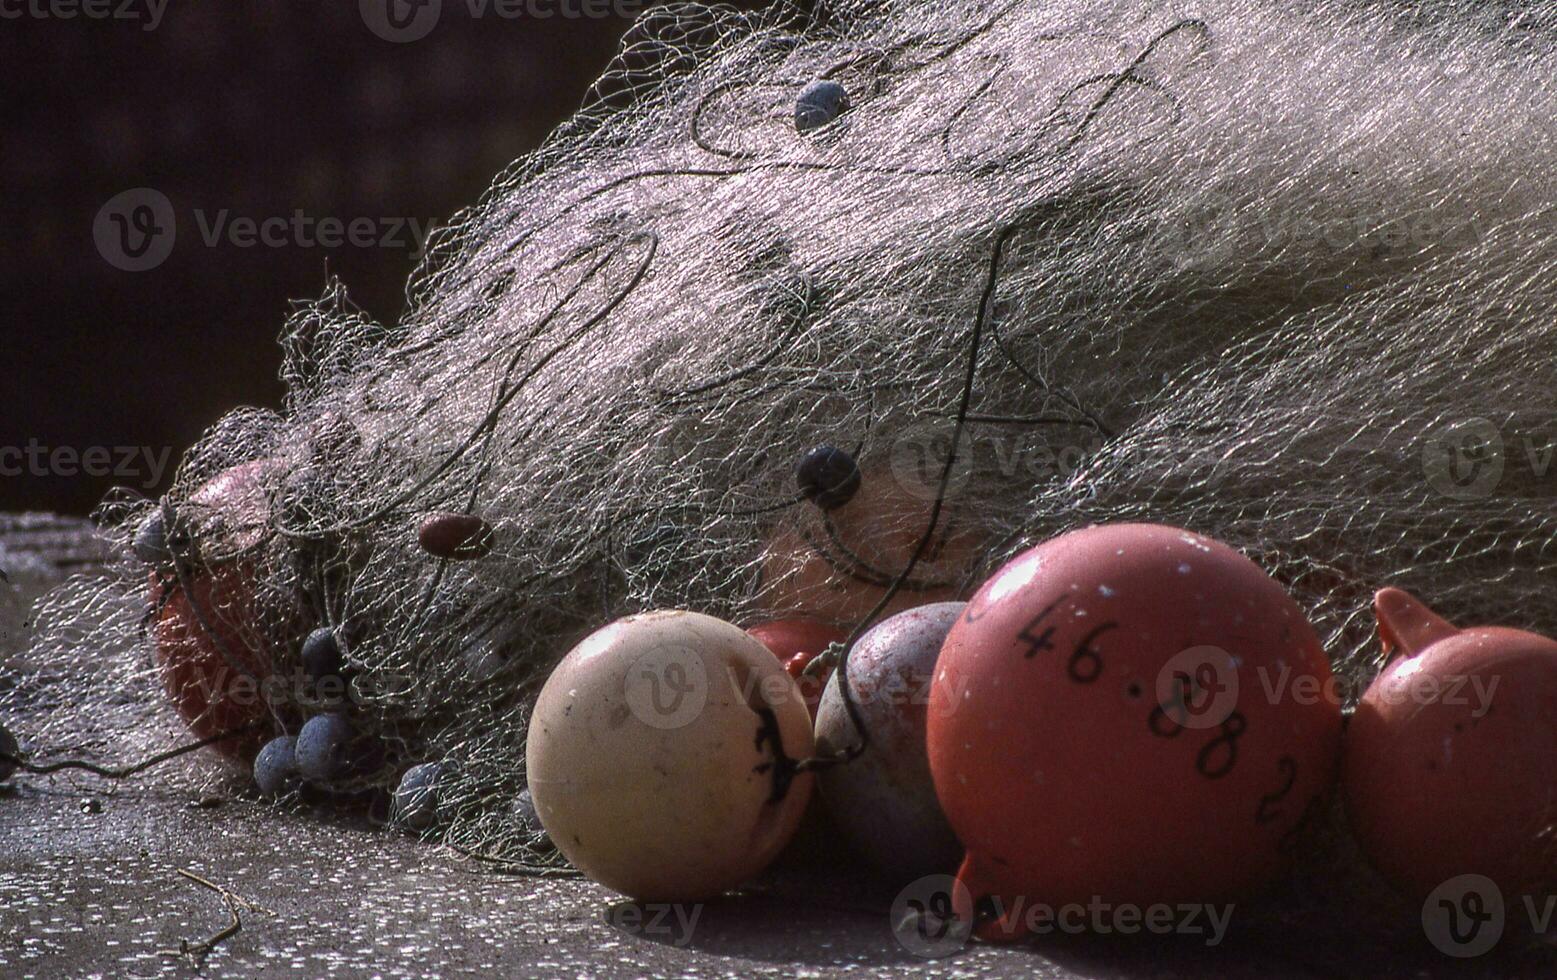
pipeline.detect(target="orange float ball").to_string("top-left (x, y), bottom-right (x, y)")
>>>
top-left (928, 523), bottom-right (1342, 940)
top-left (1344, 588), bottom-right (1557, 901)
top-left (760, 465), bottom-right (974, 629)
top-left (747, 618), bottom-right (846, 719)
top-left (151, 459), bottom-right (283, 762)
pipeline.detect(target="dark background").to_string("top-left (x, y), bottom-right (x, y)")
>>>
top-left (0, 0), bottom-right (777, 515)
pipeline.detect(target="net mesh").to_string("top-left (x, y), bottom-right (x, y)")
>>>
top-left (4, 0), bottom-right (1555, 877)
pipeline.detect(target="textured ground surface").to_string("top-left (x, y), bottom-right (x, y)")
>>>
top-left (2, 514), bottom-right (1553, 979)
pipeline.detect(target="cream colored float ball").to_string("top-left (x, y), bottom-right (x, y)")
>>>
top-left (526, 610), bottom-right (815, 902)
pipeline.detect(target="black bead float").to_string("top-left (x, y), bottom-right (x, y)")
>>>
top-left (796, 445), bottom-right (861, 510)
top-left (132, 508), bottom-right (171, 566)
top-left (418, 512), bottom-right (495, 561)
top-left (796, 78), bottom-right (849, 133)
top-left (253, 735), bottom-right (299, 795)
top-left (295, 714), bottom-right (356, 783)
top-left (300, 627), bottom-right (344, 681)
top-left (391, 762), bottom-right (445, 831)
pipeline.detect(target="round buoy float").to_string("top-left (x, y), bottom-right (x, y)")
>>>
top-left (814, 602), bottom-right (964, 879)
top-left (761, 461), bottom-right (973, 628)
top-left (1345, 587), bottom-right (1557, 901)
top-left (526, 611), bottom-right (815, 902)
top-left (928, 523), bottom-right (1342, 940)
top-left (148, 459), bottom-right (286, 762)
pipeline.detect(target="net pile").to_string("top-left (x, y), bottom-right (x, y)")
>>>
top-left (4, 0), bottom-right (1554, 873)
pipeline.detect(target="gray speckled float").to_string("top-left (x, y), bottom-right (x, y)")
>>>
top-left (814, 602), bottom-right (966, 879)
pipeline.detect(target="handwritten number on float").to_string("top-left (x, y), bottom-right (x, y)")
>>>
top-left (1196, 711), bottom-right (1246, 779)
top-left (1016, 595), bottom-right (1067, 658)
top-left (1067, 622), bottom-right (1115, 684)
top-left (1148, 669), bottom-right (1198, 738)
top-left (1255, 756), bottom-right (1298, 824)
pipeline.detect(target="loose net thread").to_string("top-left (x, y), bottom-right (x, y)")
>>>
top-left (4, 0), bottom-right (1555, 877)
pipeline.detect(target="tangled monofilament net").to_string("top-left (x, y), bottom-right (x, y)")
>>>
top-left (5, 0), bottom-right (1555, 874)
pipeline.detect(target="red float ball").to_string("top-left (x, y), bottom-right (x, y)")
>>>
top-left (759, 466), bottom-right (974, 629)
top-left (928, 523), bottom-right (1342, 939)
top-left (151, 459), bottom-right (283, 762)
top-left (1344, 588), bottom-right (1557, 901)
top-left (747, 618), bottom-right (847, 719)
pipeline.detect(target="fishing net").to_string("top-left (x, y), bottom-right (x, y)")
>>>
top-left (3, 0), bottom-right (1554, 882)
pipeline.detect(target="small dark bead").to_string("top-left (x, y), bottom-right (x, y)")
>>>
top-left (796, 79), bottom-right (849, 133)
top-left (300, 627), bottom-right (344, 681)
top-left (132, 509), bottom-right (172, 566)
top-left (253, 736), bottom-right (300, 796)
top-left (391, 762), bottom-right (445, 831)
top-left (418, 513), bottom-right (495, 560)
top-left (796, 445), bottom-right (862, 510)
top-left (296, 714), bottom-right (357, 783)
